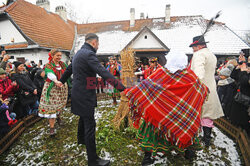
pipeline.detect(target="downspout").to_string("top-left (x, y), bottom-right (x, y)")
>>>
top-left (69, 25), bottom-right (78, 58)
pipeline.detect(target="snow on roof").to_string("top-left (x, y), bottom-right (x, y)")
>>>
top-left (153, 24), bottom-right (250, 55)
top-left (75, 16), bottom-right (250, 56)
top-left (75, 31), bottom-right (138, 55)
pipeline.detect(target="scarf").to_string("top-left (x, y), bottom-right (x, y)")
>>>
top-left (125, 67), bottom-right (209, 149)
top-left (217, 77), bottom-right (235, 86)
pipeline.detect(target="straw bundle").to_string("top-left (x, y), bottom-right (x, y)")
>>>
top-left (113, 48), bottom-right (136, 128)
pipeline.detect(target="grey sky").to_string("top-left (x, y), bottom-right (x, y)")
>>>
top-left (1, 0), bottom-right (250, 30)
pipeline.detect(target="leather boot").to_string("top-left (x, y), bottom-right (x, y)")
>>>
top-left (202, 126), bottom-right (212, 147)
top-left (112, 97), bottom-right (117, 105)
top-left (184, 149), bottom-right (196, 160)
top-left (88, 157), bottom-right (110, 166)
top-left (57, 114), bottom-right (64, 126)
top-left (49, 128), bottom-right (55, 136)
top-left (141, 152), bottom-right (154, 166)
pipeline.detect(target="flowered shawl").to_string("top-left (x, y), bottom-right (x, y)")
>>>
top-left (44, 61), bottom-right (67, 101)
top-left (125, 67), bottom-right (209, 149)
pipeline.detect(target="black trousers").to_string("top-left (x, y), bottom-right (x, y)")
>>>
top-left (78, 115), bottom-right (98, 161)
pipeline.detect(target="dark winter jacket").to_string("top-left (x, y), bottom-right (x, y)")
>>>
top-left (33, 69), bottom-right (45, 100)
top-left (0, 77), bottom-right (18, 100)
top-left (30, 67), bottom-right (40, 81)
top-left (11, 72), bottom-right (38, 106)
top-left (229, 68), bottom-right (250, 133)
top-left (71, 42), bottom-right (126, 118)
top-left (60, 63), bottom-right (72, 84)
top-left (217, 78), bottom-right (237, 118)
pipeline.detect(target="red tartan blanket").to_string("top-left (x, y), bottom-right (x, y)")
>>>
top-left (125, 67), bottom-right (209, 149)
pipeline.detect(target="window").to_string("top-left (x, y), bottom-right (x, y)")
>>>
top-left (144, 35), bottom-right (147, 39)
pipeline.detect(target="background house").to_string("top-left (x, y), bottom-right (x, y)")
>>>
top-left (75, 5), bottom-right (250, 64)
top-left (0, 0), bottom-right (76, 65)
top-left (1, 0), bottom-right (249, 66)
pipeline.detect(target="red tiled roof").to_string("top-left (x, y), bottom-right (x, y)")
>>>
top-left (4, 0), bottom-right (76, 51)
top-left (77, 16), bottom-right (225, 35)
top-left (5, 43), bottom-right (28, 49)
top-left (77, 19), bottom-right (153, 34)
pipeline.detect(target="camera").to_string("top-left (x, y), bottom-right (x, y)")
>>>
top-left (236, 58), bottom-right (244, 65)
top-left (241, 49), bottom-right (249, 58)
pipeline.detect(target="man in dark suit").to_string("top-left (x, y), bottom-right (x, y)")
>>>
top-left (60, 33), bottom-right (125, 166)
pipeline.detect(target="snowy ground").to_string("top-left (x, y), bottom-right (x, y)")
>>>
top-left (0, 99), bottom-right (243, 166)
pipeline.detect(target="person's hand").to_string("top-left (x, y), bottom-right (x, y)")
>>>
top-left (11, 81), bottom-right (17, 87)
top-left (55, 80), bottom-right (63, 88)
top-left (33, 89), bottom-right (37, 95)
top-left (120, 91), bottom-right (128, 101)
top-left (2, 54), bottom-right (10, 62)
top-left (120, 91), bottom-right (127, 98)
top-left (3, 98), bottom-right (9, 105)
top-left (239, 54), bottom-right (246, 62)
top-left (1, 50), bottom-right (6, 57)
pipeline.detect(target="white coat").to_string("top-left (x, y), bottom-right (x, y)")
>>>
top-left (191, 48), bottom-right (224, 120)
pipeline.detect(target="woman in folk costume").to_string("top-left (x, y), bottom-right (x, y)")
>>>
top-left (124, 50), bottom-right (209, 165)
top-left (135, 57), bottom-right (161, 79)
top-left (38, 49), bottom-right (68, 136)
top-left (106, 56), bottom-right (122, 105)
top-left (189, 35), bottom-right (224, 147)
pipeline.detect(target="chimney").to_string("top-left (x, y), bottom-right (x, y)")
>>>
top-left (140, 13), bottom-right (145, 19)
top-left (55, 6), bottom-right (67, 22)
top-left (165, 4), bottom-right (170, 23)
top-left (36, 0), bottom-right (50, 11)
top-left (130, 8), bottom-right (135, 27)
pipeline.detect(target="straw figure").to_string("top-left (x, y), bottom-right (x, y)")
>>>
top-left (113, 48), bottom-right (137, 128)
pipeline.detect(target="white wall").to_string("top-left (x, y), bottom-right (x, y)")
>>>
top-left (8, 50), bottom-right (69, 66)
top-left (0, 19), bottom-right (27, 45)
top-left (130, 31), bottom-right (164, 49)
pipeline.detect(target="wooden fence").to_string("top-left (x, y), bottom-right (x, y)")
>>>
top-left (214, 117), bottom-right (250, 166)
top-left (0, 114), bottom-right (41, 155)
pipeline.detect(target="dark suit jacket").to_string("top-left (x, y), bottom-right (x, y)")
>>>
top-left (71, 43), bottom-right (125, 117)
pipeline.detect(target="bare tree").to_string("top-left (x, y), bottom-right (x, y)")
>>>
top-left (64, 2), bottom-right (93, 24)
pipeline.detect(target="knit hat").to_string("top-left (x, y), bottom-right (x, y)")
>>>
top-left (219, 68), bottom-right (231, 77)
top-left (13, 61), bottom-right (23, 68)
top-left (0, 68), bottom-right (6, 75)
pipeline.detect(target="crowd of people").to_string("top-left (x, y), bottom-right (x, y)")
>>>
top-left (0, 48), bottom-right (71, 138)
top-left (216, 52), bottom-right (250, 135)
top-left (0, 33), bottom-right (249, 166)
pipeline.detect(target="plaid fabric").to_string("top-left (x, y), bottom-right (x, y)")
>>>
top-left (125, 67), bottom-right (209, 149)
